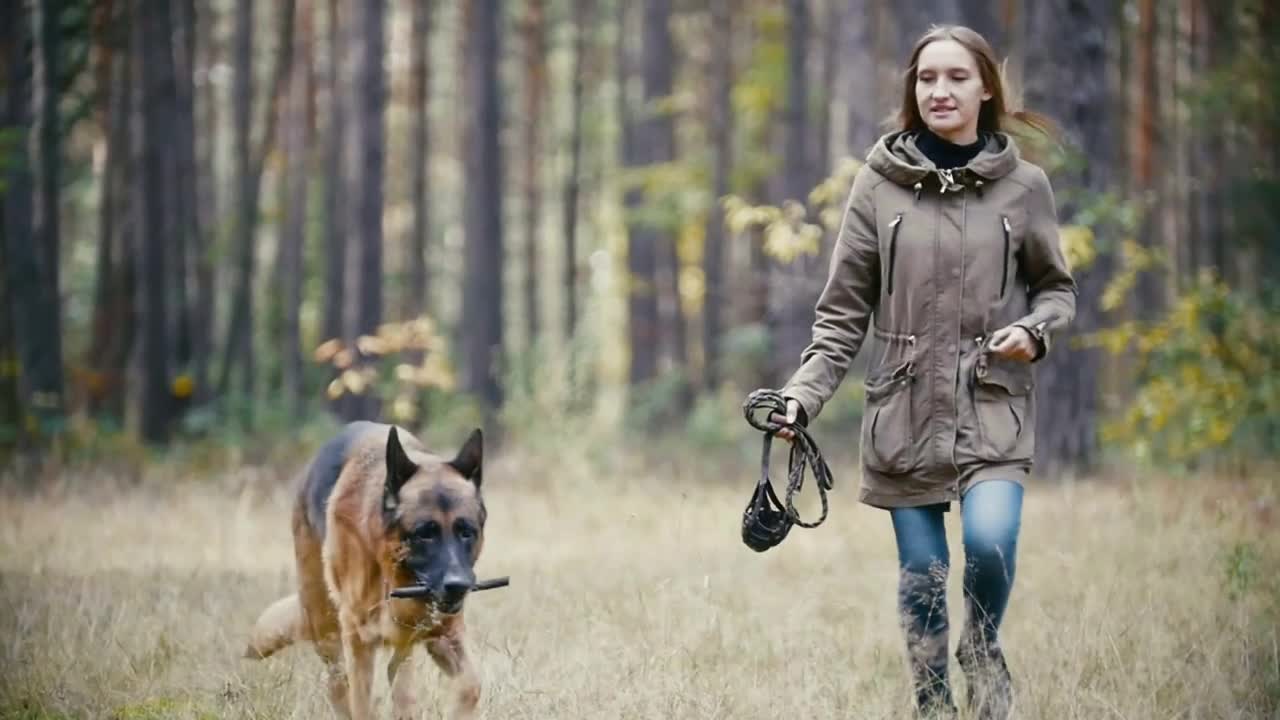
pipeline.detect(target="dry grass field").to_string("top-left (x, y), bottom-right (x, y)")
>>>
top-left (1, 443), bottom-right (1277, 719)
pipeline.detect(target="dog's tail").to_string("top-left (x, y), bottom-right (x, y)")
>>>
top-left (244, 593), bottom-right (303, 660)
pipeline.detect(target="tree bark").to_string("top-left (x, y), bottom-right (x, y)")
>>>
top-left (134, 0), bottom-right (179, 444)
top-left (642, 0), bottom-right (686, 376)
top-left (958, 0), bottom-right (1006, 51)
top-left (844, 0), bottom-right (880, 158)
top-left (221, 0), bottom-right (256, 406)
top-left (322, 0), bottom-right (347, 418)
top-left (461, 0), bottom-right (505, 416)
top-left (770, 0), bottom-right (816, 385)
top-left (619, 1), bottom-right (657, 388)
top-left (521, 0), bottom-right (547, 348)
top-left (1, 0), bottom-right (35, 440)
top-left (342, 0), bottom-right (387, 422)
top-left (1023, 0), bottom-right (1113, 474)
top-left (170, 0), bottom-right (201, 394)
top-left (31, 0), bottom-right (67, 429)
top-left (702, 0), bottom-right (732, 391)
top-left (193, 0), bottom-right (218, 401)
top-left (276, 0), bottom-right (313, 419)
top-left (2, 0), bottom-right (65, 441)
top-left (405, 0), bottom-right (432, 323)
top-left (88, 7), bottom-right (136, 421)
top-left (814, 0), bottom-right (839, 178)
top-left (562, 0), bottom-right (590, 342)
top-left (219, 0), bottom-right (295, 410)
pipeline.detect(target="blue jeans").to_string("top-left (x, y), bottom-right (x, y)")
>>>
top-left (890, 479), bottom-right (1024, 706)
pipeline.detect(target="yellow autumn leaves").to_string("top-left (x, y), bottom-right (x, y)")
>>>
top-left (313, 316), bottom-right (456, 422)
top-left (1090, 271), bottom-right (1279, 463)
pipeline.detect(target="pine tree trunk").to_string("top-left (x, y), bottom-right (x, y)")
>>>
top-left (843, 0), bottom-right (879, 158)
top-left (461, 0), bottom-right (505, 416)
top-left (31, 0), bottom-right (67, 429)
top-left (405, 0), bottom-right (432, 322)
top-left (220, 0), bottom-right (295, 412)
top-left (770, 0), bottom-right (816, 385)
top-left (562, 0), bottom-right (590, 342)
top-left (193, 0), bottom-right (218, 401)
top-left (221, 0), bottom-right (256, 406)
top-left (958, 0), bottom-right (1006, 50)
top-left (170, 0), bottom-right (201, 396)
top-left (1023, 0), bottom-right (1113, 474)
top-left (345, 0), bottom-right (386, 421)
top-left (619, 1), bottom-right (657, 388)
top-left (1, 0), bottom-right (37, 441)
top-left (639, 0), bottom-right (684, 378)
top-left (88, 10), bottom-right (135, 421)
top-left (702, 0), bottom-right (732, 391)
top-left (134, 0), bottom-right (179, 444)
top-left (521, 0), bottom-right (547, 348)
top-left (3, 0), bottom-right (65, 441)
top-left (1131, 0), bottom-right (1163, 314)
top-left (277, 0), bottom-right (313, 419)
top-left (322, 0), bottom-right (347, 418)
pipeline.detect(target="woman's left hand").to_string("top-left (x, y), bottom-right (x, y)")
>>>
top-left (987, 325), bottom-right (1038, 362)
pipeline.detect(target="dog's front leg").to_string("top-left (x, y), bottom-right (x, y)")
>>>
top-left (339, 611), bottom-right (377, 720)
top-left (427, 633), bottom-right (480, 719)
top-left (387, 643), bottom-right (419, 720)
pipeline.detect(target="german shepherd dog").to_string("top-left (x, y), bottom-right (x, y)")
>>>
top-left (245, 421), bottom-right (488, 720)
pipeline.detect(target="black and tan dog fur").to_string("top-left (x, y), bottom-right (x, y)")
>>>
top-left (245, 421), bottom-right (488, 720)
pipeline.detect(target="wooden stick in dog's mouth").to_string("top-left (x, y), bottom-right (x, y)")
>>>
top-left (388, 576), bottom-right (510, 599)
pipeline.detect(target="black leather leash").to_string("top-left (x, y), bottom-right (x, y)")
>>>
top-left (740, 389), bottom-right (835, 552)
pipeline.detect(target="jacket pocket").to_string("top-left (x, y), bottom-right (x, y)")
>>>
top-left (972, 354), bottom-right (1033, 459)
top-left (861, 359), bottom-right (915, 474)
top-left (886, 213), bottom-right (903, 296)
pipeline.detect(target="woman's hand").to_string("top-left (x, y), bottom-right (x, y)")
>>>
top-left (768, 398), bottom-right (803, 442)
top-left (987, 325), bottom-right (1038, 362)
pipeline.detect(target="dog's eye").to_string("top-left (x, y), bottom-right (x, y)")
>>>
top-left (414, 522), bottom-right (440, 541)
top-left (455, 521), bottom-right (477, 542)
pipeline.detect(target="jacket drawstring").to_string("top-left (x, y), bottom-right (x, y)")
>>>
top-left (913, 182), bottom-right (923, 203)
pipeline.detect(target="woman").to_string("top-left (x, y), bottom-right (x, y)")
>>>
top-left (774, 25), bottom-right (1077, 719)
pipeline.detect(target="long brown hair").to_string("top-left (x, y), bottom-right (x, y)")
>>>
top-left (896, 25), bottom-right (1056, 141)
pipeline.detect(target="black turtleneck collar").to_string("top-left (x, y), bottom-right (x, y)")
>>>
top-left (916, 128), bottom-right (986, 170)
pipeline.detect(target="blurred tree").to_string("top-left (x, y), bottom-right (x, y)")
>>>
top-left (219, 0), bottom-right (295, 416)
top-left (274, 0), bottom-right (313, 420)
top-left (405, 0), bottom-right (434, 325)
top-left (702, 0), bottom-right (733, 391)
top-left (562, 0), bottom-right (590, 343)
top-left (344, 0), bottom-right (387, 422)
top-left (133, 0), bottom-right (178, 444)
top-left (521, 0), bottom-right (547, 348)
top-left (1023, 0), bottom-right (1114, 473)
top-left (620, 1), bottom-right (657, 389)
top-left (461, 0), bottom-right (505, 418)
top-left (2, 0), bottom-right (67, 443)
top-left (87, 0), bottom-right (134, 422)
top-left (768, 0), bottom-right (815, 385)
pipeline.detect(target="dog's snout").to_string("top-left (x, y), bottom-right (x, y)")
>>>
top-left (442, 577), bottom-right (471, 601)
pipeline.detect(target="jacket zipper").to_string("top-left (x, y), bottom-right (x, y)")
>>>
top-left (999, 215), bottom-right (1011, 299)
top-left (887, 213), bottom-right (903, 296)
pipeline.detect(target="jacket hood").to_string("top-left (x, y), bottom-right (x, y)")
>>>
top-left (866, 130), bottom-right (1021, 187)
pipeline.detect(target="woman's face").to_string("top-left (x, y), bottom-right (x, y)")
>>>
top-left (914, 39), bottom-right (991, 144)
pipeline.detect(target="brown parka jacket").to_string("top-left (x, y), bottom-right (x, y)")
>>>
top-left (781, 130), bottom-right (1077, 509)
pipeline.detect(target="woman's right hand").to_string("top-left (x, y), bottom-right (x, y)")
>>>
top-left (769, 398), bottom-right (803, 442)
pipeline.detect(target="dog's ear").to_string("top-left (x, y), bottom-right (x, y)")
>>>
top-left (447, 428), bottom-right (483, 488)
top-left (384, 426), bottom-right (418, 513)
